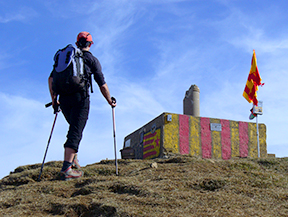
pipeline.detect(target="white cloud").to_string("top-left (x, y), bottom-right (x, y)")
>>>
top-left (0, 92), bottom-right (60, 178)
top-left (0, 6), bottom-right (37, 23)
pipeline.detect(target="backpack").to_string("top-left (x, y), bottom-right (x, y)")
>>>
top-left (52, 44), bottom-right (88, 95)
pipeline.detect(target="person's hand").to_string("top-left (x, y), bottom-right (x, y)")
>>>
top-left (52, 96), bottom-right (60, 114)
top-left (111, 97), bottom-right (117, 108)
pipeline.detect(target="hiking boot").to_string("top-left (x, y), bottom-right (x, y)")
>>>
top-left (60, 166), bottom-right (84, 181)
top-left (72, 153), bottom-right (81, 169)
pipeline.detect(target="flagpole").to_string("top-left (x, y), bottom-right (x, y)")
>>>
top-left (243, 50), bottom-right (264, 158)
top-left (256, 114), bottom-right (260, 158)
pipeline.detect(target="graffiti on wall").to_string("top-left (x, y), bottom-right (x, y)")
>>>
top-left (143, 128), bottom-right (161, 159)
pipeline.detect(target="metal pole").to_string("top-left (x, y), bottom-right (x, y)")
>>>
top-left (38, 112), bottom-right (58, 181)
top-left (256, 114), bottom-right (260, 158)
top-left (112, 106), bottom-right (118, 176)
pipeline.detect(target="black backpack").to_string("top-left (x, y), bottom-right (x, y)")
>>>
top-left (52, 44), bottom-right (89, 95)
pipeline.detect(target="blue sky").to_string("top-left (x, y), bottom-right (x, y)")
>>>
top-left (1, 0), bottom-right (287, 179)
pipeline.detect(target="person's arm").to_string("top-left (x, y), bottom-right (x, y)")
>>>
top-left (100, 83), bottom-right (116, 107)
top-left (48, 76), bottom-right (59, 108)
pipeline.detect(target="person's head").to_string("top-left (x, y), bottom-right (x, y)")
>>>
top-left (76, 31), bottom-right (94, 49)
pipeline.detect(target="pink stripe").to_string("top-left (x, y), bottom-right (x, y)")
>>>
top-left (143, 145), bottom-right (154, 152)
top-left (201, 117), bottom-right (212, 158)
top-left (143, 139), bottom-right (154, 146)
top-left (221, 119), bottom-right (231, 160)
top-left (239, 122), bottom-right (249, 157)
top-left (179, 115), bottom-right (190, 154)
top-left (143, 151), bottom-right (157, 159)
top-left (144, 131), bottom-right (157, 140)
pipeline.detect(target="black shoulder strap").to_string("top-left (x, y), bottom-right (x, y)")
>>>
top-left (83, 61), bottom-right (93, 94)
top-left (54, 54), bottom-right (60, 68)
top-left (89, 72), bottom-right (94, 93)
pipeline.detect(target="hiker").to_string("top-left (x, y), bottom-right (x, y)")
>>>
top-left (48, 31), bottom-right (116, 180)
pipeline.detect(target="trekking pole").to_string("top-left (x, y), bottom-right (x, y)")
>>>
top-left (111, 97), bottom-right (118, 176)
top-left (45, 102), bottom-right (52, 108)
top-left (38, 103), bottom-right (58, 181)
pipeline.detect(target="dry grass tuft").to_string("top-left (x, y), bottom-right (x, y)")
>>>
top-left (1, 155), bottom-right (288, 216)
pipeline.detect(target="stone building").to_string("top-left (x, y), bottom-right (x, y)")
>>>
top-left (120, 85), bottom-right (267, 160)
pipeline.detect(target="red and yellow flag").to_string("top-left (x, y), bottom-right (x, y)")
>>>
top-left (243, 50), bottom-right (263, 106)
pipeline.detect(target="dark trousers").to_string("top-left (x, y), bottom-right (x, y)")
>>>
top-left (59, 92), bottom-right (90, 152)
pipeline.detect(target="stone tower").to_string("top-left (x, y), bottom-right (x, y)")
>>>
top-left (183, 84), bottom-right (200, 116)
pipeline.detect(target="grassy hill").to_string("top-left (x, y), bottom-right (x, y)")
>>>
top-left (0, 154), bottom-right (288, 216)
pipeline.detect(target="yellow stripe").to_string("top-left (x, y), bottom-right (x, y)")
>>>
top-left (189, 116), bottom-right (201, 156)
top-left (248, 123), bottom-right (258, 158)
top-left (246, 80), bottom-right (254, 90)
top-left (230, 121), bottom-right (239, 157)
top-left (163, 113), bottom-right (179, 154)
top-left (259, 123), bottom-right (267, 158)
top-left (243, 91), bottom-right (252, 103)
top-left (210, 118), bottom-right (221, 159)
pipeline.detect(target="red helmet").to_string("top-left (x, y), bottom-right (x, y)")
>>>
top-left (76, 31), bottom-right (93, 44)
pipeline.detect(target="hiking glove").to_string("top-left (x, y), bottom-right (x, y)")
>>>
top-left (53, 102), bottom-right (60, 114)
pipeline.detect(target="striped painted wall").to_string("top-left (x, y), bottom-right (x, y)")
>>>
top-left (163, 113), bottom-right (267, 159)
top-left (143, 128), bottom-right (161, 159)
